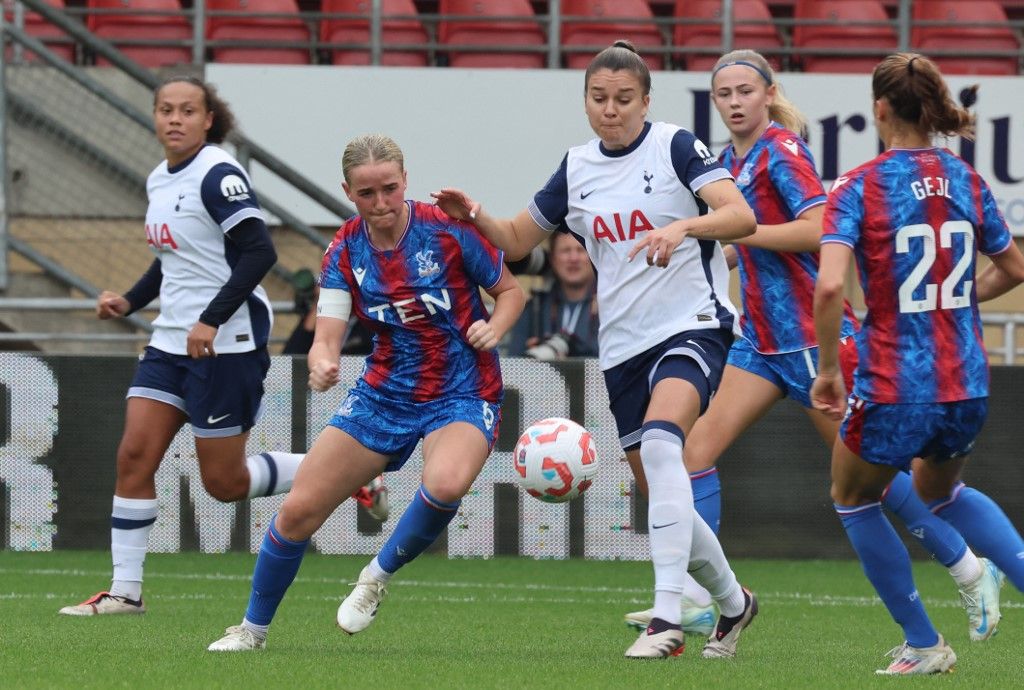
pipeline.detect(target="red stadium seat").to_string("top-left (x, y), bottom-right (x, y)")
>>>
top-left (561, 0), bottom-right (665, 70)
top-left (439, 0), bottom-right (545, 68)
top-left (673, 0), bottom-right (783, 72)
top-left (86, 0), bottom-right (192, 67)
top-left (912, 1), bottom-right (1019, 75)
top-left (4, 0), bottom-right (76, 63)
top-left (320, 0), bottom-right (428, 66)
top-left (793, 0), bottom-right (896, 74)
top-left (207, 0), bottom-right (311, 64)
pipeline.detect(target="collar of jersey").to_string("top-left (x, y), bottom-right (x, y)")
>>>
top-left (362, 199), bottom-right (414, 253)
top-left (599, 121), bottom-right (652, 158)
top-left (166, 144), bottom-right (209, 174)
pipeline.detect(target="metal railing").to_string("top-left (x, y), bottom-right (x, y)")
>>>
top-left (5, 0), bottom-right (1023, 71)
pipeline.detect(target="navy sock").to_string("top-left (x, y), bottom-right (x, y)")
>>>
top-left (244, 516), bottom-right (309, 627)
top-left (690, 467), bottom-right (721, 535)
top-left (836, 502), bottom-right (938, 648)
top-left (376, 484), bottom-right (460, 574)
top-left (931, 483), bottom-right (1024, 591)
top-left (882, 471), bottom-right (966, 567)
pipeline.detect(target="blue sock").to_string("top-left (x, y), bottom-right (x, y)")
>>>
top-left (690, 467), bottom-right (721, 535)
top-left (836, 502), bottom-right (938, 648)
top-left (376, 484), bottom-right (460, 574)
top-left (244, 517), bottom-right (309, 626)
top-left (882, 471), bottom-right (966, 567)
top-left (931, 483), bottom-right (1024, 591)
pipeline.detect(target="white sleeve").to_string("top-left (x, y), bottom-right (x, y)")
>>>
top-left (316, 288), bottom-right (352, 321)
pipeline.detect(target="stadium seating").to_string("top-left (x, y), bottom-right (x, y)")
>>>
top-left (793, 0), bottom-right (896, 74)
top-left (560, 0), bottom-right (665, 70)
top-left (912, 1), bottom-right (1020, 75)
top-left (86, 0), bottom-right (192, 67)
top-left (207, 0), bottom-right (311, 64)
top-left (4, 0), bottom-right (76, 63)
top-left (320, 0), bottom-right (428, 66)
top-left (439, 0), bottom-right (546, 68)
top-left (673, 0), bottom-right (783, 72)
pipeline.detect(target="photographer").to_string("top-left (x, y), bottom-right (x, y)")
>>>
top-left (506, 232), bottom-right (598, 360)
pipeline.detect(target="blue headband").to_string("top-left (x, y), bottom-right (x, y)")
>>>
top-left (712, 60), bottom-right (773, 86)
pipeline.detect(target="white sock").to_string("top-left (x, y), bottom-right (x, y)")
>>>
top-left (688, 511), bottom-right (745, 617)
top-left (241, 618), bottom-right (269, 641)
top-left (110, 495), bottom-right (159, 600)
top-left (682, 572), bottom-right (713, 608)
top-left (640, 424), bottom-right (694, 626)
top-left (949, 549), bottom-right (983, 587)
top-left (246, 452), bottom-right (304, 498)
top-left (367, 557), bottom-right (393, 584)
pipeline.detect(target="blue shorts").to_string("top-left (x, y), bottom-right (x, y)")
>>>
top-left (727, 336), bottom-right (857, 408)
top-left (839, 396), bottom-right (987, 469)
top-left (603, 328), bottom-right (732, 450)
top-left (128, 345), bottom-right (270, 438)
top-left (328, 380), bottom-right (502, 472)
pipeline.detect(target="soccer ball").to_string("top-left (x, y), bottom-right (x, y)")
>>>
top-left (513, 417), bottom-right (599, 503)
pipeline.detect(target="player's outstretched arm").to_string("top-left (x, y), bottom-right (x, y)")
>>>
top-left (977, 241), bottom-right (1024, 302)
top-left (432, 188), bottom-right (548, 261)
top-left (733, 204), bottom-right (824, 254)
top-left (467, 266), bottom-right (526, 351)
top-left (812, 241), bottom-right (852, 420)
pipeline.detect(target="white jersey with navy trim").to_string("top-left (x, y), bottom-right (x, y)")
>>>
top-left (144, 145), bottom-right (272, 355)
top-left (528, 121), bottom-right (739, 370)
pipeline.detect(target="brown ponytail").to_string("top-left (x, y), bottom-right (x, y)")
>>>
top-left (871, 53), bottom-right (976, 140)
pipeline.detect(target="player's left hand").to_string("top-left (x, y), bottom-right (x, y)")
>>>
top-left (627, 223), bottom-right (688, 267)
top-left (466, 319), bottom-right (498, 350)
top-left (187, 322), bottom-right (218, 358)
top-left (810, 370), bottom-right (847, 421)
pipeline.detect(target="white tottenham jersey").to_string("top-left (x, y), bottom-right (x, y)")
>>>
top-left (528, 121), bottom-right (739, 370)
top-left (144, 145), bottom-right (272, 355)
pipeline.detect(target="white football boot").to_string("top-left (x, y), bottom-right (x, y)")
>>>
top-left (875, 636), bottom-right (956, 675)
top-left (207, 625), bottom-right (266, 652)
top-left (958, 557), bottom-right (1004, 641)
top-left (337, 566), bottom-right (388, 634)
top-left (58, 591), bottom-right (145, 616)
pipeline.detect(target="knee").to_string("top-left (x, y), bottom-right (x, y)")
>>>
top-left (830, 481), bottom-right (878, 507)
top-left (201, 472), bottom-right (248, 503)
top-left (275, 502), bottom-right (319, 541)
top-left (423, 479), bottom-right (465, 506)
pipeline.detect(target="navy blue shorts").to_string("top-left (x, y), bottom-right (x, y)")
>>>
top-left (840, 396), bottom-right (987, 468)
top-left (327, 380), bottom-right (502, 472)
top-left (603, 328), bottom-right (732, 450)
top-left (128, 345), bottom-right (270, 438)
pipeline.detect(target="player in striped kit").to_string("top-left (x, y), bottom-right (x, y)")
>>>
top-left (207, 134), bottom-right (524, 652)
top-left (628, 50), bottom-right (1007, 644)
top-left (59, 77), bottom-right (304, 617)
top-left (813, 53), bottom-right (1024, 674)
top-left (434, 41), bottom-right (758, 659)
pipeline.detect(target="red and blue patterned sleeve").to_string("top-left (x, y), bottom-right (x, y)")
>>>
top-left (766, 136), bottom-right (826, 219)
top-left (822, 173), bottom-right (865, 249)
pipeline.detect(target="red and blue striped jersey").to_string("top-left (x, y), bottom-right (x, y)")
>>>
top-left (822, 148), bottom-right (1013, 403)
top-left (320, 200), bottom-right (505, 403)
top-left (720, 123), bottom-right (857, 353)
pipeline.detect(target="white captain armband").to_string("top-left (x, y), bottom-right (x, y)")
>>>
top-left (317, 288), bottom-right (352, 321)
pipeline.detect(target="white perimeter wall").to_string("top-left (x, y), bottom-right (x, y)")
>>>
top-left (208, 65), bottom-right (1024, 235)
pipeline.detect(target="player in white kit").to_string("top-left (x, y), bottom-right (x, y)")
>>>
top-left (434, 41), bottom-right (759, 659)
top-left (59, 77), bottom-right (304, 616)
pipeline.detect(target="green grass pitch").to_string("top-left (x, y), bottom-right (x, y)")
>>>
top-left (1, 551), bottom-right (1021, 688)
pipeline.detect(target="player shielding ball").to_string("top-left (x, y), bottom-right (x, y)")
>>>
top-left (434, 41), bottom-right (759, 659)
top-left (207, 134), bottom-right (524, 651)
top-left (812, 53), bottom-right (1024, 675)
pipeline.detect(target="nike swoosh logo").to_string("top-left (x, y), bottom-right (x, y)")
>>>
top-left (207, 413), bottom-right (231, 424)
top-left (976, 597), bottom-right (988, 634)
top-left (651, 521), bottom-right (678, 529)
top-left (580, 189), bottom-right (596, 199)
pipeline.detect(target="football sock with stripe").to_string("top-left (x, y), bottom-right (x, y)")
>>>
top-left (883, 471), bottom-right (972, 576)
top-left (375, 484), bottom-right (460, 576)
top-left (836, 502), bottom-right (938, 648)
top-left (246, 452), bottom-right (304, 498)
top-left (110, 495), bottom-right (159, 601)
top-left (930, 483), bottom-right (1024, 591)
top-left (690, 466), bottom-right (721, 534)
top-left (640, 421), bottom-right (693, 626)
top-left (243, 516), bottom-right (309, 628)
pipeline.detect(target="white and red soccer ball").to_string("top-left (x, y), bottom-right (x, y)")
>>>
top-left (513, 417), bottom-right (599, 503)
